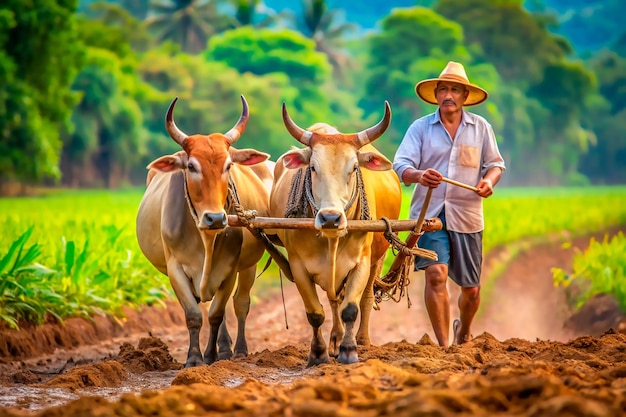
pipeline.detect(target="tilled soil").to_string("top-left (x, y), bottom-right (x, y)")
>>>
top-left (0, 227), bottom-right (625, 417)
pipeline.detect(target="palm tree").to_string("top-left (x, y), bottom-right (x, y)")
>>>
top-left (226, 0), bottom-right (291, 28)
top-left (83, 2), bottom-right (153, 52)
top-left (145, 0), bottom-right (228, 53)
top-left (295, 0), bottom-right (358, 78)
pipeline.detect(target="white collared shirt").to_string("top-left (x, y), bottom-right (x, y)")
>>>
top-left (393, 110), bottom-right (506, 233)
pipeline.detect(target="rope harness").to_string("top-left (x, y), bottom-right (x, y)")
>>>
top-left (374, 218), bottom-right (439, 308)
top-left (285, 166), bottom-right (371, 221)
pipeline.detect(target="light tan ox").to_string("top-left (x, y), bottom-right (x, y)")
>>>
top-left (136, 96), bottom-right (271, 368)
top-left (269, 102), bottom-right (401, 366)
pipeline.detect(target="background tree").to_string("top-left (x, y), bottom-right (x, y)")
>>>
top-left (4, 0), bottom-right (626, 188)
top-left (81, 2), bottom-right (154, 52)
top-left (145, 0), bottom-right (228, 53)
top-left (223, 0), bottom-right (291, 28)
top-left (120, 0), bottom-right (151, 20)
top-left (293, 0), bottom-right (357, 79)
top-left (362, 7), bottom-right (487, 153)
top-left (62, 48), bottom-right (150, 187)
top-left (435, 0), bottom-right (570, 84)
top-left (202, 27), bottom-right (369, 156)
top-left (0, 0), bottom-right (84, 193)
top-left (579, 51), bottom-right (626, 184)
top-left (203, 27), bottom-right (332, 115)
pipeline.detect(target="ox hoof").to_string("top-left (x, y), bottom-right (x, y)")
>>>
top-left (218, 350), bottom-right (233, 361)
top-left (307, 352), bottom-right (330, 367)
top-left (356, 336), bottom-right (371, 347)
top-left (185, 355), bottom-right (205, 368)
top-left (232, 352), bottom-right (248, 360)
top-left (338, 345), bottom-right (358, 364)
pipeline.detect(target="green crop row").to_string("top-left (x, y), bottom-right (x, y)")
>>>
top-left (0, 189), bottom-right (170, 329)
top-left (552, 232), bottom-right (626, 311)
top-left (1, 186), bottom-right (625, 329)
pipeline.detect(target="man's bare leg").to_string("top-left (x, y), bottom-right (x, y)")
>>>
top-left (455, 286), bottom-right (480, 343)
top-left (424, 264), bottom-right (450, 347)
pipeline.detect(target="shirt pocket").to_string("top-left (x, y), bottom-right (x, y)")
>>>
top-left (458, 145), bottom-right (480, 168)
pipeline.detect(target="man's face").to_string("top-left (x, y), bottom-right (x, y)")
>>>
top-left (434, 81), bottom-right (469, 112)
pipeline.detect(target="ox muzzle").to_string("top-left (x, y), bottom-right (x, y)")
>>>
top-left (200, 212), bottom-right (228, 230)
top-left (316, 209), bottom-right (346, 230)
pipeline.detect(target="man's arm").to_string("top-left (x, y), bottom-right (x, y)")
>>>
top-left (476, 167), bottom-right (503, 198)
top-left (401, 167), bottom-right (442, 188)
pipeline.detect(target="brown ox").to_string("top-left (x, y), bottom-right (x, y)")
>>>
top-left (269, 102), bottom-right (401, 366)
top-left (136, 96), bottom-right (271, 368)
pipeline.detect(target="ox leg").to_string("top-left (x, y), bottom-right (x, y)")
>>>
top-left (204, 275), bottom-right (237, 364)
top-left (293, 266), bottom-right (329, 366)
top-left (306, 312), bottom-right (328, 367)
top-left (337, 262), bottom-right (370, 364)
top-left (356, 257), bottom-right (384, 347)
top-left (204, 296), bottom-right (232, 365)
top-left (328, 299), bottom-right (344, 358)
top-left (216, 320), bottom-right (233, 358)
top-left (338, 302), bottom-right (359, 364)
top-left (231, 266), bottom-right (255, 359)
top-left (168, 262), bottom-right (204, 368)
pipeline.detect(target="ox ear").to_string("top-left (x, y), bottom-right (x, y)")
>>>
top-left (282, 148), bottom-right (311, 170)
top-left (230, 148), bottom-right (270, 166)
top-left (358, 151), bottom-right (392, 171)
top-left (147, 151), bottom-right (188, 172)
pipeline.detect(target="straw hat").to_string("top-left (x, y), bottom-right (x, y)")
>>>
top-left (415, 61), bottom-right (488, 106)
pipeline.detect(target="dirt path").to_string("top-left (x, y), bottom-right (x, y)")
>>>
top-left (1, 227), bottom-right (625, 416)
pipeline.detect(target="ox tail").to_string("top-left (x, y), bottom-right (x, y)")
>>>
top-left (326, 237), bottom-right (340, 302)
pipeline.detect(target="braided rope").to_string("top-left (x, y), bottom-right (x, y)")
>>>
top-left (286, 166), bottom-right (370, 220)
top-left (228, 176), bottom-right (257, 225)
top-left (374, 218), bottom-right (438, 307)
top-left (285, 168), bottom-right (308, 218)
top-left (355, 167), bottom-right (371, 221)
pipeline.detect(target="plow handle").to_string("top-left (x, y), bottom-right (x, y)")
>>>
top-left (385, 187), bottom-right (433, 272)
top-left (442, 177), bottom-right (478, 192)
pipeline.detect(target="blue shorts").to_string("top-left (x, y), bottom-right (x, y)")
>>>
top-left (414, 210), bottom-right (483, 288)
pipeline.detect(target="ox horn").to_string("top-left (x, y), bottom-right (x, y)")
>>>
top-left (165, 97), bottom-right (188, 147)
top-left (282, 102), bottom-right (313, 146)
top-left (224, 95), bottom-right (249, 145)
top-left (354, 101), bottom-right (392, 147)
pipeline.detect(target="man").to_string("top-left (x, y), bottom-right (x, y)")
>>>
top-left (392, 61), bottom-right (506, 346)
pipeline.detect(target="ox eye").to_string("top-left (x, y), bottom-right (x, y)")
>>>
top-left (310, 165), bottom-right (316, 173)
top-left (187, 163), bottom-right (196, 172)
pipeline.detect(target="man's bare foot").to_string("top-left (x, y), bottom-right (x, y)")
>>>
top-left (453, 318), bottom-right (472, 344)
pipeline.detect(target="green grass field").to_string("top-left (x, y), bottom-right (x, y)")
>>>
top-left (1, 185), bottom-right (625, 329)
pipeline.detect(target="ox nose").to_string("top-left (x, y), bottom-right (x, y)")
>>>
top-left (318, 212), bottom-right (342, 229)
top-left (201, 212), bottom-right (228, 230)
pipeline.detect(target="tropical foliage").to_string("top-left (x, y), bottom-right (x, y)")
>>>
top-left (145, 0), bottom-right (228, 53)
top-left (0, 0), bottom-right (84, 187)
top-left (2, 0), bottom-right (626, 191)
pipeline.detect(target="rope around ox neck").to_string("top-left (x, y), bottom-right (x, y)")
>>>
top-left (285, 166), bottom-right (371, 221)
